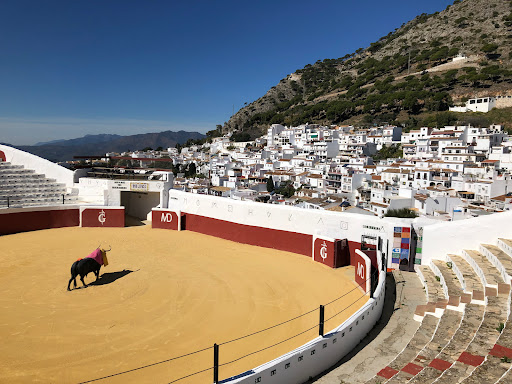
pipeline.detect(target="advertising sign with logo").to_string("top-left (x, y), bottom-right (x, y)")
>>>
top-left (152, 209), bottom-right (181, 230)
top-left (313, 237), bottom-right (335, 267)
top-left (81, 207), bottom-right (125, 227)
top-left (354, 249), bottom-right (371, 294)
top-left (130, 182), bottom-right (149, 192)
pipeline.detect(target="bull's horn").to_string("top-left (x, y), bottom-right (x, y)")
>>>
top-left (105, 245), bottom-right (112, 252)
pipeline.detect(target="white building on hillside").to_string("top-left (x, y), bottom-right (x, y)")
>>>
top-left (450, 97), bottom-right (497, 113)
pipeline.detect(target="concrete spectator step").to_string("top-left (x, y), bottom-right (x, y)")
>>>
top-left (446, 254), bottom-right (484, 303)
top-left (372, 314), bottom-right (439, 382)
top-left (0, 180), bottom-right (58, 188)
top-left (408, 304), bottom-right (485, 384)
top-left (461, 291), bottom-right (512, 383)
top-left (480, 244), bottom-right (512, 286)
top-left (498, 239), bottom-right (512, 258)
top-left (385, 309), bottom-right (463, 383)
top-left (432, 260), bottom-right (464, 305)
top-left (463, 249), bottom-right (504, 289)
top-left (419, 266), bottom-right (446, 303)
top-left (433, 295), bottom-right (509, 383)
top-left (0, 187), bottom-right (67, 196)
top-left (461, 356), bottom-right (512, 383)
top-left (496, 367), bottom-right (512, 383)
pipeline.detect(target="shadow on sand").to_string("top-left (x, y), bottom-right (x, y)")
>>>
top-left (124, 215), bottom-right (148, 227)
top-left (89, 269), bottom-right (135, 286)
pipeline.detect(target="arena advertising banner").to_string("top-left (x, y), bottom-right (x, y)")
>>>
top-left (312, 236), bottom-right (336, 268)
top-left (80, 206), bottom-right (125, 227)
top-left (152, 209), bottom-right (181, 231)
top-left (130, 182), bottom-right (149, 192)
top-left (354, 249), bottom-right (371, 294)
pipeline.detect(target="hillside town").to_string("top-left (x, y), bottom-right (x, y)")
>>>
top-left (85, 122), bottom-right (512, 221)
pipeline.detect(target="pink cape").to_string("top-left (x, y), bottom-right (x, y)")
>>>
top-left (86, 249), bottom-right (104, 265)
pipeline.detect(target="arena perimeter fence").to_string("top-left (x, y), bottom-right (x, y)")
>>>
top-left (78, 268), bottom-right (379, 384)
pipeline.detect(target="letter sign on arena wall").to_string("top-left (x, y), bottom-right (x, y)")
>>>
top-left (152, 209), bottom-right (180, 230)
top-left (161, 212), bottom-right (173, 223)
top-left (354, 249), bottom-right (371, 294)
top-left (312, 237), bottom-right (335, 268)
top-left (81, 207), bottom-right (125, 228)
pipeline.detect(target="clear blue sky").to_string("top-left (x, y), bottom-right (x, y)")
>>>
top-left (0, 0), bottom-right (454, 145)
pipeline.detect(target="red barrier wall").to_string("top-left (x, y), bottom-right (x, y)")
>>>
top-left (81, 208), bottom-right (125, 227)
top-left (348, 241), bottom-right (363, 266)
top-left (0, 208), bottom-right (79, 235)
top-left (184, 213), bottom-right (312, 256)
top-left (354, 251), bottom-right (369, 293)
top-left (152, 210), bottom-right (180, 230)
top-left (313, 238), bottom-right (335, 267)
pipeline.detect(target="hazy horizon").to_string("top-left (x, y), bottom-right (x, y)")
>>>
top-left (0, 0), bottom-right (454, 145)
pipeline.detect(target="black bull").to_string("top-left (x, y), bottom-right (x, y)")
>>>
top-left (67, 258), bottom-right (102, 291)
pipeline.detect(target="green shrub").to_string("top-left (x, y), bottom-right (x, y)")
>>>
top-left (384, 208), bottom-right (418, 218)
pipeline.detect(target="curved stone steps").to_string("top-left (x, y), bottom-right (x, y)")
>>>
top-left (459, 294), bottom-right (512, 384)
top-left (480, 243), bottom-right (512, 285)
top-left (384, 309), bottom-right (463, 384)
top-left (460, 356), bottom-right (511, 384)
top-left (432, 294), bottom-right (509, 384)
top-left (463, 249), bottom-right (503, 293)
top-left (433, 260), bottom-right (464, 306)
top-left (370, 314), bottom-right (440, 383)
top-left (446, 254), bottom-right (484, 303)
top-left (407, 304), bottom-right (485, 384)
top-left (497, 367), bottom-right (512, 383)
top-left (419, 266), bottom-right (446, 302)
top-left (414, 266), bottom-right (447, 319)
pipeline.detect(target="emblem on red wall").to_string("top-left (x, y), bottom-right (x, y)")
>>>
top-left (98, 209), bottom-right (106, 225)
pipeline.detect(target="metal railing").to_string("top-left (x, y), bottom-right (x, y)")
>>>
top-left (0, 194), bottom-right (74, 208)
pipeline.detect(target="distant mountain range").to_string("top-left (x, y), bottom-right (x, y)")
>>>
top-left (14, 130), bottom-right (205, 162)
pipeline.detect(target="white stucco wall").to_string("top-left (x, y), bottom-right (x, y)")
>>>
top-left (168, 190), bottom-right (414, 252)
top-left (0, 144), bottom-right (74, 188)
top-left (79, 178), bottom-right (171, 208)
top-left (421, 210), bottom-right (512, 265)
top-left (228, 264), bottom-right (387, 384)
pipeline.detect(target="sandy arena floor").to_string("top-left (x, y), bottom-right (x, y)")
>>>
top-left (0, 225), bottom-right (368, 384)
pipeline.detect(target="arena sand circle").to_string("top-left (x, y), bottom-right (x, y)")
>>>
top-left (0, 225), bottom-right (368, 383)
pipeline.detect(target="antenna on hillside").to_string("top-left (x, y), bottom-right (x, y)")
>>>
top-left (407, 51), bottom-right (411, 75)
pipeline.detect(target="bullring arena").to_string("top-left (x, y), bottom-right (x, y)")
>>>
top-left (3, 144), bottom-right (512, 384)
top-left (0, 225), bottom-right (366, 383)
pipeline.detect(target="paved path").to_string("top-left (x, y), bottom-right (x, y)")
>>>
top-left (307, 270), bottom-right (426, 384)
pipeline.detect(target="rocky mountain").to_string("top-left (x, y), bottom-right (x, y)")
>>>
top-left (223, 0), bottom-right (512, 136)
top-left (16, 130), bottom-right (205, 162)
top-left (35, 134), bottom-right (122, 147)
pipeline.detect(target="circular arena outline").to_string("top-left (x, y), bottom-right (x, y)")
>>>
top-left (0, 225), bottom-right (368, 384)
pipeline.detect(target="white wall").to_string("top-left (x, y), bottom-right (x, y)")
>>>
top-left (0, 144), bottom-right (74, 188)
top-left (421, 210), bottom-right (512, 265)
top-left (229, 267), bottom-right (387, 384)
top-left (167, 191), bottom-right (413, 250)
top-left (79, 178), bottom-right (171, 208)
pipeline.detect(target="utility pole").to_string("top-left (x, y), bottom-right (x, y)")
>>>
top-left (407, 51), bottom-right (411, 75)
